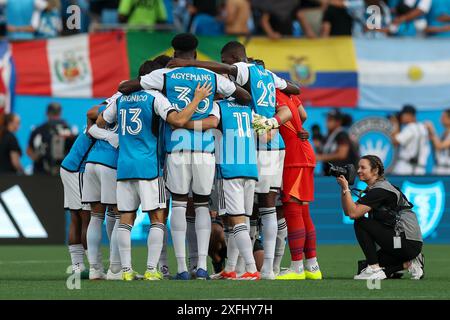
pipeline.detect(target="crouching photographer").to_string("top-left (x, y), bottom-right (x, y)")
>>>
top-left (335, 155), bottom-right (425, 280)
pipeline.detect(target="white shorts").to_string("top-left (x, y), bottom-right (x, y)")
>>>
top-left (82, 163), bottom-right (117, 205)
top-left (60, 167), bottom-right (91, 211)
top-left (116, 177), bottom-right (167, 212)
top-left (255, 150), bottom-right (285, 194)
top-left (217, 178), bottom-right (256, 217)
top-left (165, 151), bottom-right (215, 196)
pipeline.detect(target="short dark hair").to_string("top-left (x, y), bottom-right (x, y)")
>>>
top-left (171, 33), bottom-right (198, 52)
top-left (47, 102), bottom-right (61, 115)
top-left (444, 109), bottom-right (450, 117)
top-left (221, 41), bottom-right (246, 56)
top-left (361, 155), bottom-right (385, 178)
top-left (153, 55), bottom-right (171, 68)
top-left (138, 60), bottom-right (158, 77)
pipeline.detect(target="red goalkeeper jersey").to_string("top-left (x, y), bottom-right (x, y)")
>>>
top-left (276, 90), bottom-right (316, 168)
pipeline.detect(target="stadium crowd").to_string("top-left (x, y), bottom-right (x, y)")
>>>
top-left (0, 0), bottom-right (449, 40)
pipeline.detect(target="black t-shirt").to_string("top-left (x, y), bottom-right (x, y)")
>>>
top-left (28, 120), bottom-right (71, 174)
top-left (357, 188), bottom-right (398, 212)
top-left (322, 5), bottom-right (353, 36)
top-left (322, 130), bottom-right (359, 174)
top-left (0, 131), bottom-right (22, 173)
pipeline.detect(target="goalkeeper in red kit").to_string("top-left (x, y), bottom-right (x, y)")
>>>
top-left (273, 90), bottom-right (322, 280)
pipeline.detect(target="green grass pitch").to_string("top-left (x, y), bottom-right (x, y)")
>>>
top-left (0, 245), bottom-right (449, 300)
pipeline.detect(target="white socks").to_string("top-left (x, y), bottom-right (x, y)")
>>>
top-left (186, 215), bottom-right (198, 271)
top-left (170, 201), bottom-right (188, 274)
top-left (158, 226), bottom-right (169, 269)
top-left (305, 257), bottom-right (320, 272)
top-left (274, 218), bottom-right (287, 274)
top-left (225, 232), bottom-right (239, 272)
top-left (194, 203), bottom-right (211, 271)
top-left (106, 210), bottom-right (116, 241)
top-left (259, 208), bottom-right (277, 275)
top-left (87, 213), bottom-right (104, 270)
top-left (69, 244), bottom-right (85, 271)
top-left (291, 260), bottom-right (304, 273)
top-left (147, 223), bottom-right (165, 270)
top-left (233, 223), bottom-right (257, 273)
top-left (109, 217), bottom-right (122, 273)
top-left (117, 223), bottom-right (132, 272)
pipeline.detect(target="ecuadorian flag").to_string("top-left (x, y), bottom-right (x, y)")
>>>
top-left (243, 37), bottom-right (358, 107)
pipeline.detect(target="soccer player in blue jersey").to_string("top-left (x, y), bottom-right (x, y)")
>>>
top-left (98, 59), bottom-right (213, 280)
top-left (214, 98), bottom-right (260, 280)
top-left (167, 42), bottom-right (299, 279)
top-left (60, 122), bottom-right (96, 275)
top-left (83, 94), bottom-right (121, 280)
top-left (119, 33), bottom-right (251, 280)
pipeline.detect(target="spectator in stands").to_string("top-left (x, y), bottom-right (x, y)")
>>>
top-left (390, 105), bottom-right (430, 175)
top-left (6, 0), bottom-right (47, 40)
top-left (60, 0), bottom-right (90, 35)
top-left (33, 0), bottom-right (62, 38)
top-left (252, 0), bottom-right (299, 39)
top-left (345, 0), bottom-right (392, 38)
top-left (0, 113), bottom-right (24, 174)
top-left (315, 109), bottom-right (359, 175)
top-left (118, 0), bottom-right (167, 27)
top-left (321, 0), bottom-right (354, 37)
top-left (188, 0), bottom-right (223, 35)
top-left (425, 109), bottom-right (450, 175)
top-left (224, 0), bottom-right (251, 35)
top-left (26, 102), bottom-right (74, 175)
top-left (425, 0), bottom-right (450, 37)
top-left (295, 0), bottom-right (326, 38)
top-left (389, 0), bottom-right (431, 36)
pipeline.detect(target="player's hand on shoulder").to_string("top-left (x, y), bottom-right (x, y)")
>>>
top-left (194, 82), bottom-right (213, 101)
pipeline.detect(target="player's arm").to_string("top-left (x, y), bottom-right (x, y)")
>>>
top-left (88, 124), bottom-right (119, 148)
top-left (166, 82), bottom-right (213, 128)
top-left (183, 115), bottom-right (219, 131)
top-left (167, 59), bottom-right (239, 79)
top-left (426, 122), bottom-right (450, 150)
top-left (87, 105), bottom-right (103, 121)
top-left (271, 71), bottom-right (300, 95)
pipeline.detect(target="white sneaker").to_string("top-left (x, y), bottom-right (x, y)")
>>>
top-left (354, 265), bottom-right (387, 280)
top-left (106, 269), bottom-right (123, 280)
top-left (408, 253), bottom-right (424, 280)
top-left (260, 271), bottom-right (276, 280)
top-left (89, 267), bottom-right (106, 280)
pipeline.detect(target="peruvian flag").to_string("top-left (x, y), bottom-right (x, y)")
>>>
top-left (11, 31), bottom-right (129, 98)
top-left (0, 40), bottom-right (15, 113)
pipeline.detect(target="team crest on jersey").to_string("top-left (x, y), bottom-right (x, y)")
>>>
top-left (402, 181), bottom-right (445, 239)
top-left (289, 56), bottom-right (315, 86)
top-left (349, 117), bottom-right (396, 172)
top-left (54, 51), bottom-right (88, 83)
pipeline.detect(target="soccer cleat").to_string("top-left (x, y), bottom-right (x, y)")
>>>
top-left (260, 271), bottom-right (276, 280)
top-left (89, 267), bottom-right (106, 280)
top-left (195, 268), bottom-right (210, 280)
top-left (305, 270), bottom-right (323, 280)
top-left (408, 253), bottom-right (425, 280)
top-left (159, 265), bottom-right (171, 279)
top-left (354, 266), bottom-right (387, 280)
top-left (237, 272), bottom-right (260, 280)
top-left (210, 270), bottom-right (237, 280)
top-left (122, 270), bottom-right (141, 281)
top-left (276, 269), bottom-right (306, 280)
top-left (144, 269), bottom-right (163, 281)
top-left (174, 271), bottom-right (190, 280)
top-left (106, 269), bottom-right (123, 281)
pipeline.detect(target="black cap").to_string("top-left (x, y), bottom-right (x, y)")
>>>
top-left (47, 102), bottom-right (62, 115)
top-left (399, 104), bottom-right (416, 116)
top-left (326, 108), bottom-right (343, 120)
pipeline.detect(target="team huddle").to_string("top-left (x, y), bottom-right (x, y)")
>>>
top-left (60, 33), bottom-right (322, 281)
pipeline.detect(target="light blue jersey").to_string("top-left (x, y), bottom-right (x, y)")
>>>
top-left (6, 0), bottom-right (35, 40)
top-left (102, 89), bottom-right (175, 180)
top-left (116, 91), bottom-right (160, 180)
top-left (247, 63), bottom-right (285, 150)
top-left (217, 100), bottom-right (258, 180)
top-left (86, 106), bottom-right (119, 169)
top-left (61, 130), bottom-right (95, 173)
top-left (164, 67), bottom-right (217, 153)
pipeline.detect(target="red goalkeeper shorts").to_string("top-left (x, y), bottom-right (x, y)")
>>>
top-left (282, 166), bottom-right (315, 203)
